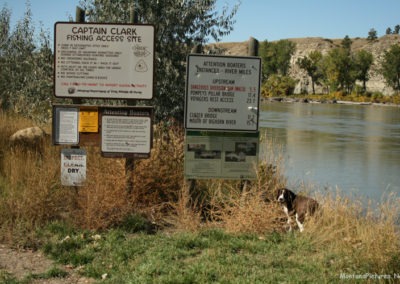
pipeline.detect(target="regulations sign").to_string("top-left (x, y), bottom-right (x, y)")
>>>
top-left (100, 107), bottom-right (153, 158)
top-left (54, 22), bottom-right (154, 99)
top-left (185, 54), bottom-right (261, 131)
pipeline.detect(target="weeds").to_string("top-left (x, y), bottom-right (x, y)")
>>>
top-left (0, 112), bottom-right (399, 282)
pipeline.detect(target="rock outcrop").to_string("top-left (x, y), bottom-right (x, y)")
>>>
top-left (207, 34), bottom-right (400, 95)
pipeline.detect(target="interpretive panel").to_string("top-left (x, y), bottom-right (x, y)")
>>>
top-left (185, 54), bottom-right (261, 131)
top-left (100, 107), bottom-right (153, 158)
top-left (54, 22), bottom-right (154, 99)
top-left (184, 131), bottom-right (259, 179)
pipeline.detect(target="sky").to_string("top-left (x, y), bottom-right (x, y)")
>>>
top-left (1, 0), bottom-right (400, 43)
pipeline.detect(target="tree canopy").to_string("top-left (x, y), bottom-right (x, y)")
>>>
top-left (79, 0), bottom-right (240, 122)
top-left (380, 44), bottom-right (400, 91)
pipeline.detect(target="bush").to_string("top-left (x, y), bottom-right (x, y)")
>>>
top-left (261, 75), bottom-right (298, 97)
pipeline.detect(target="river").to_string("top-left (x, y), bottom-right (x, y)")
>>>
top-left (260, 102), bottom-right (400, 202)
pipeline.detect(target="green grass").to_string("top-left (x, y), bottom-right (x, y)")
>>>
top-left (35, 223), bottom-right (393, 283)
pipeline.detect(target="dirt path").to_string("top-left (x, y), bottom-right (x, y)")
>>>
top-left (0, 244), bottom-right (94, 283)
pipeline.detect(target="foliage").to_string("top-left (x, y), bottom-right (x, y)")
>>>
top-left (261, 74), bottom-right (298, 97)
top-left (380, 44), bottom-right (400, 91)
top-left (296, 50), bottom-right (323, 94)
top-left (367, 28), bottom-right (378, 42)
top-left (319, 47), bottom-right (358, 93)
top-left (354, 49), bottom-right (374, 92)
top-left (0, 3), bottom-right (53, 123)
top-left (80, 0), bottom-right (240, 122)
top-left (259, 39), bottom-right (296, 80)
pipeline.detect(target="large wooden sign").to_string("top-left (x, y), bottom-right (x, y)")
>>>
top-left (185, 54), bottom-right (261, 132)
top-left (54, 22), bottom-right (154, 100)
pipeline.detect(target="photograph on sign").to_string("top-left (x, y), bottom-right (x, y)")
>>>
top-left (54, 22), bottom-right (154, 100)
top-left (100, 107), bottom-right (153, 158)
top-left (185, 54), bottom-right (261, 131)
top-left (61, 148), bottom-right (86, 186)
top-left (53, 106), bottom-right (79, 145)
top-left (184, 131), bottom-right (259, 180)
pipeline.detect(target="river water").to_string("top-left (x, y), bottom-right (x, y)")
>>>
top-left (260, 102), bottom-right (400, 202)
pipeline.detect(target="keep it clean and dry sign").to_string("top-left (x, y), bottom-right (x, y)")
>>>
top-left (61, 148), bottom-right (86, 186)
top-left (54, 22), bottom-right (154, 99)
top-left (185, 54), bottom-right (261, 132)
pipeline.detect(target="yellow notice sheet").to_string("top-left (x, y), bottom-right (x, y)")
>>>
top-left (79, 109), bottom-right (98, 133)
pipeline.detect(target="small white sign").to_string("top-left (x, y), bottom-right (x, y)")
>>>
top-left (61, 148), bottom-right (86, 186)
top-left (54, 22), bottom-right (154, 99)
top-left (54, 107), bottom-right (79, 145)
top-left (185, 54), bottom-right (261, 131)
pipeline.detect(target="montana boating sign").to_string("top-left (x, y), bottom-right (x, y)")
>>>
top-left (185, 54), bottom-right (261, 132)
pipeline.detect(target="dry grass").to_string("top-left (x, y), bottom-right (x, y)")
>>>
top-left (0, 111), bottom-right (399, 272)
top-left (303, 191), bottom-right (400, 272)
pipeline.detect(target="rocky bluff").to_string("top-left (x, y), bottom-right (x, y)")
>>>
top-left (207, 34), bottom-right (400, 95)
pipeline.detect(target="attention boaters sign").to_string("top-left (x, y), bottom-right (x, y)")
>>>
top-left (185, 54), bottom-right (261, 132)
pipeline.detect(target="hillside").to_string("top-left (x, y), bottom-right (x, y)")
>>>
top-left (207, 34), bottom-right (400, 95)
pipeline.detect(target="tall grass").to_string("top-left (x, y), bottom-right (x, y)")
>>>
top-left (0, 111), bottom-right (399, 278)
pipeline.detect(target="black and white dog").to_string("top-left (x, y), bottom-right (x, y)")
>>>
top-left (276, 188), bottom-right (319, 232)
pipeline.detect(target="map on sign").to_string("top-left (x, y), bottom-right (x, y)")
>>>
top-left (185, 54), bottom-right (261, 131)
top-left (54, 22), bottom-right (154, 99)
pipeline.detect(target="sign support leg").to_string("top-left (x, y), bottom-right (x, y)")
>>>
top-left (125, 2), bottom-right (139, 195)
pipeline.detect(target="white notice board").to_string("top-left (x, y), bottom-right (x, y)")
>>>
top-left (53, 106), bottom-right (79, 145)
top-left (100, 107), bottom-right (153, 158)
top-left (185, 54), bottom-right (261, 131)
top-left (54, 22), bottom-right (154, 99)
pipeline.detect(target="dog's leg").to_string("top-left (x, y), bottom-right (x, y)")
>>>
top-left (295, 213), bottom-right (304, 232)
top-left (287, 217), bottom-right (293, 232)
top-left (282, 206), bottom-right (292, 232)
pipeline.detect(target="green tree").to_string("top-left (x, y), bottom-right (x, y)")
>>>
top-left (367, 28), bottom-right (378, 42)
top-left (380, 44), bottom-right (400, 91)
top-left (386, 27), bottom-right (393, 35)
top-left (353, 49), bottom-right (373, 92)
top-left (341, 35), bottom-right (352, 51)
top-left (259, 39), bottom-right (296, 80)
top-left (80, 0), bottom-right (240, 122)
top-left (0, 2), bottom-right (53, 121)
top-left (296, 50), bottom-right (323, 94)
top-left (320, 47), bottom-right (357, 93)
top-left (394, 25), bottom-right (400, 34)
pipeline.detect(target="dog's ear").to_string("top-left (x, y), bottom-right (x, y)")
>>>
top-left (276, 188), bottom-right (283, 200)
top-left (286, 189), bottom-right (296, 202)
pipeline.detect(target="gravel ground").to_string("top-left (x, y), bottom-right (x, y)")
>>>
top-left (0, 244), bottom-right (94, 283)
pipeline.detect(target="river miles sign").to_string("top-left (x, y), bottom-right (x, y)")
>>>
top-left (185, 54), bottom-right (261, 132)
top-left (54, 22), bottom-right (154, 100)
